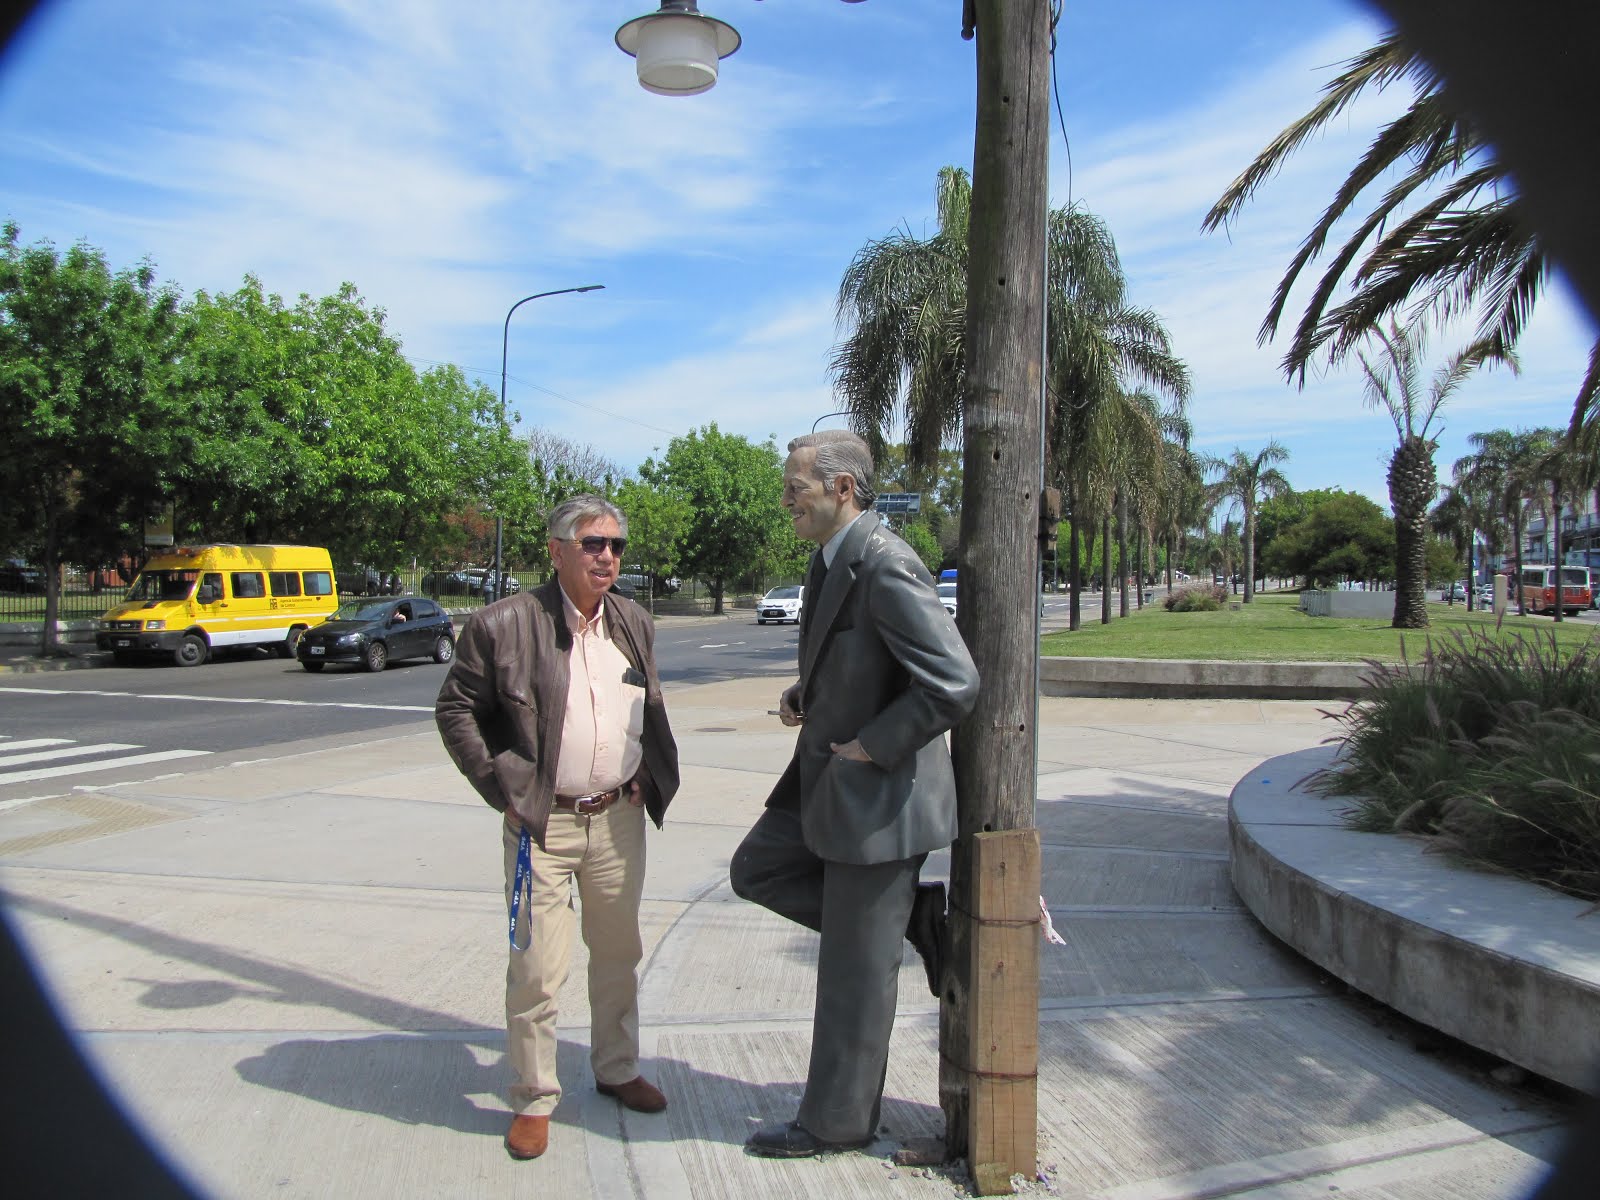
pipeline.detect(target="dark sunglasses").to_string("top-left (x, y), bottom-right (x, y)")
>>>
top-left (569, 536), bottom-right (627, 557)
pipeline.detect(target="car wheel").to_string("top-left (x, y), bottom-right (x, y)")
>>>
top-left (301, 661), bottom-right (325, 673)
top-left (364, 641), bottom-right (388, 672)
top-left (278, 627), bottom-right (303, 659)
top-left (756, 618), bottom-right (766, 625)
top-left (432, 635), bottom-right (454, 664)
top-left (173, 634), bottom-right (208, 668)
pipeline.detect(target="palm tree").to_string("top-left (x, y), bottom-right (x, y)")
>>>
top-left (1205, 443), bottom-right (1291, 602)
top-left (1429, 487), bottom-right (1473, 605)
top-left (1354, 320), bottom-right (1516, 627)
top-left (1202, 32), bottom-right (1600, 431)
top-left (832, 168), bottom-right (1190, 632)
top-left (832, 166), bottom-right (970, 470)
top-left (1460, 428), bottom-right (1550, 615)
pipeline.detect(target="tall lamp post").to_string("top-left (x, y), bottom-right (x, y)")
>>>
top-left (490, 285), bottom-right (605, 604)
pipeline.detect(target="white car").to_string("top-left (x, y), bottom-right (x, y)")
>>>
top-left (756, 585), bottom-right (804, 624)
top-left (937, 581), bottom-right (958, 617)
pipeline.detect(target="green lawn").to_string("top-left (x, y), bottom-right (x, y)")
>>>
top-left (1039, 591), bottom-right (1600, 662)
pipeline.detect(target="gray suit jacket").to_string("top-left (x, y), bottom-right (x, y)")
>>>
top-left (767, 511), bottom-right (979, 865)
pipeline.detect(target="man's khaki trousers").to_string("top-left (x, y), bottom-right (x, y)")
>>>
top-left (501, 801), bottom-right (646, 1116)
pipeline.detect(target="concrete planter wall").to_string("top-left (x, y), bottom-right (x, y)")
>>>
top-left (1040, 656), bottom-right (1372, 700)
top-left (1230, 745), bottom-right (1600, 1094)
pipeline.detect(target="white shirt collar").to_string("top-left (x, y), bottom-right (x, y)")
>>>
top-left (558, 583), bottom-right (606, 636)
top-left (821, 510), bottom-right (866, 568)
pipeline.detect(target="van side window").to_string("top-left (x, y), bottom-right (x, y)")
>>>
top-left (232, 572), bottom-right (265, 599)
top-left (269, 571), bottom-right (302, 597)
top-left (304, 571), bottom-right (333, 597)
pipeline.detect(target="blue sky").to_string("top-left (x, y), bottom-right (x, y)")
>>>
top-left (2, 0), bottom-right (1592, 518)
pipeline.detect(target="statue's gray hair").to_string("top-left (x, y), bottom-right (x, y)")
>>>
top-left (547, 494), bottom-right (628, 541)
top-left (787, 429), bottom-right (876, 508)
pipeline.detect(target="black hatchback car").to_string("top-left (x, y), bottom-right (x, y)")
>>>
top-left (296, 597), bottom-right (455, 672)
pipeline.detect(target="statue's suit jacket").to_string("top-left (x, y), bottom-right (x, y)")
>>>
top-left (765, 511), bottom-right (979, 865)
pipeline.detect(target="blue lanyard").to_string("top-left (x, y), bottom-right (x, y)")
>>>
top-left (509, 825), bottom-right (532, 951)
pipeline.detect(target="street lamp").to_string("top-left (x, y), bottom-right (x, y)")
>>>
top-left (615, 1), bottom-right (868, 96)
top-left (614, 1), bottom-right (741, 96)
top-left (811, 409), bottom-right (852, 433)
top-left (490, 285), bottom-right (605, 604)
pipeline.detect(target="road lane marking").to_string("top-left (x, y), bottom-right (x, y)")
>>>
top-left (0, 686), bottom-right (432, 713)
top-left (0, 738), bottom-right (74, 752)
top-left (0, 748), bottom-right (211, 785)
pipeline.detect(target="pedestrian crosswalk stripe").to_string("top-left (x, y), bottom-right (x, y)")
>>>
top-left (0, 742), bottom-right (139, 769)
top-left (0, 738), bottom-right (74, 750)
top-left (0, 748), bottom-right (211, 786)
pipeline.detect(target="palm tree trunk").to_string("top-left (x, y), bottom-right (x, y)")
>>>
top-left (1388, 436), bottom-right (1434, 629)
top-left (1242, 501), bottom-right (1256, 603)
top-left (1101, 512), bottom-right (1113, 624)
top-left (1117, 491), bottom-right (1129, 618)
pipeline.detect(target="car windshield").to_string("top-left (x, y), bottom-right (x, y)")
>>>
top-left (332, 600), bottom-right (393, 621)
top-left (765, 587), bottom-right (803, 599)
top-left (938, 583), bottom-right (957, 598)
top-left (125, 570), bottom-right (198, 602)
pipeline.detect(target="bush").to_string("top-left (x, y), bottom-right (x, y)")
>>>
top-left (1164, 582), bottom-right (1227, 612)
top-left (1308, 627), bottom-right (1600, 901)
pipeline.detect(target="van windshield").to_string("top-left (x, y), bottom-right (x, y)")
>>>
top-left (125, 570), bottom-right (198, 602)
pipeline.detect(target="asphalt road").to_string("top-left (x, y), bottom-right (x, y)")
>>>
top-left (0, 588), bottom-right (1115, 807)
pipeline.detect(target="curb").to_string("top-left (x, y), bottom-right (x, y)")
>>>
top-left (1041, 656), bottom-right (1374, 700)
top-left (1229, 745), bottom-right (1600, 1094)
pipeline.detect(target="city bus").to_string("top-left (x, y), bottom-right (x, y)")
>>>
top-left (1516, 564), bottom-right (1592, 615)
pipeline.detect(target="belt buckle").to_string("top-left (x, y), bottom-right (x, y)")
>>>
top-left (574, 791), bottom-right (608, 815)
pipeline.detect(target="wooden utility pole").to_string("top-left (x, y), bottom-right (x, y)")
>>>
top-left (942, 0), bottom-right (1052, 1193)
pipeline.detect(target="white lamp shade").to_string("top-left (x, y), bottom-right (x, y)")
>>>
top-left (616, 12), bottom-right (741, 97)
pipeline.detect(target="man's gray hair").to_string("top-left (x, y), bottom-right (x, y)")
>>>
top-left (547, 494), bottom-right (628, 541)
top-left (788, 429), bottom-right (876, 508)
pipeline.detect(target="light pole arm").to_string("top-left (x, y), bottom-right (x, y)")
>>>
top-left (490, 283), bottom-right (604, 603)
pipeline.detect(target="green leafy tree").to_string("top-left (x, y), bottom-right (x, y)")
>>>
top-left (638, 424), bottom-right (788, 614)
top-left (615, 477), bottom-right (693, 600)
top-left (898, 520), bottom-right (944, 576)
top-left (1266, 492), bottom-right (1396, 587)
top-left (0, 225), bottom-right (188, 653)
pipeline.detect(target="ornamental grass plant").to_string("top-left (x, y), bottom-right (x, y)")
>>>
top-left (1309, 627), bottom-right (1600, 902)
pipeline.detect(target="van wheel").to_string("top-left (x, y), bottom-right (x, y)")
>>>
top-left (301, 661), bottom-right (325, 673)
top-left (278, 628), bottom-right (304, 659)
top-left (364, 641), bottom-right (388, 672)
top-left (432, 635), bottom-right (454, 664)
top-left (174, 634), bottom-right (208, 668)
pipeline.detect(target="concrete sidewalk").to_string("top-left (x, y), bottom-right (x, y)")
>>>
top-left (0, 681), bottom-right (1571, 1198)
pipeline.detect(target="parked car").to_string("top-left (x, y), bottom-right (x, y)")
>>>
top-left (297, 597), bottom-right (454, 673)
top-left (337, 565), bottom-right (382, 596)
top-left (937, 581), bottom-right (958, 618)
top-left (420, 570), bottom-right (473, 596)
top-left (756, 585), bottom-right (804, 624)
top-left (1441, 581), bottom-right (1468, 602)
top-left (466, 568), bottom-right (520, 597)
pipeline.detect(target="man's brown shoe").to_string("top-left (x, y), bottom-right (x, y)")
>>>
top-left (596, 1076), bottom-right (668, 1113)
top-left (505, 1114), bottom-right (550, 1160)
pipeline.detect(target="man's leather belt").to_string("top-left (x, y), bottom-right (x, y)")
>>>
top-left (554, 786), bottom-right (623, 815)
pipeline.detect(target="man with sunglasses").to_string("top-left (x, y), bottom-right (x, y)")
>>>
top-left (733, 430), bottom-right (979, 1158)
top-left (436, 494), bottom-right (680, 1162)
